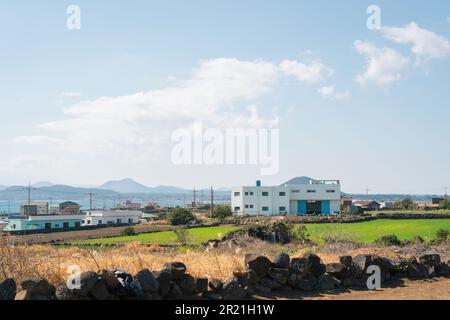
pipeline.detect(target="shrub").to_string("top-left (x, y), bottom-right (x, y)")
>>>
top-left (212, 205), bottom-right (233, 221)
top-left (167, 208), bottom-right (196, 226)
top-left (394, 198), bottom-right (417, 210)
top-left (288, 224), bottom-right (311, 244)
top-left (174, 228), bottom-right (191, 246)
top-left (375, 234), bottom-right (402, 246)
top-left (121, 227), bottom-right (137, 236)
top-left (436, 229), bottom-right (449, 243)
top-left (439, 198), bottom-right (450, 210)
top-left (245, 222), bottom-right (311, 244)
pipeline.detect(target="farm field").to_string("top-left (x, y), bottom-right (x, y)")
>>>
top-left (369, 209), bottom-right (450, 215)
top-left (71, 219), bottom-right (450, 246)
top-left (305, 219), bottom-right (450, 244)
top-left (73, 225), bottom-right (240, 246)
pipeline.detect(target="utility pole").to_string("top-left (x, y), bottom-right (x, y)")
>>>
top-left (27, 182), bottom-right (31, 219)
top-left (89, 193), bottom-right (93, 211)
top-left (445, 186), bottom-right (448, 199)
top-left (366, 187), bottom-right (370, 198)
top-left (210, 187), bottom-right (214, 218)
top-left (193, 187), bottom-right (196, 211)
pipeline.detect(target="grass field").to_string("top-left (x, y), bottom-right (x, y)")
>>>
top-left (369, 210), bottom-right (450, 215)
top-left (72, 219), bottom-right (450, 246)
top-left (305, 219), bottom-right (450, 244)
top-left (73, 225), bottom-right (240, 246)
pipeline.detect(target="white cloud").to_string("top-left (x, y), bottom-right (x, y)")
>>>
top-left (279, 60), bottom-right (334, 83)
top-left (9, 57), bottom-right (334, 182)
top-left (26, 58), bottom-right (282, 156)
top-left (382, 22), bottom-right (450, 64)
top-left (318, 86), bottom-right (350, 100)
top-left (354, 40), bottom-right (410, 86)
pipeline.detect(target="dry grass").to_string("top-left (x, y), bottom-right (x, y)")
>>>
top-left (0, 236), bottom-right (246, 287)
top-left (2, 234), bottom-right (448, 289)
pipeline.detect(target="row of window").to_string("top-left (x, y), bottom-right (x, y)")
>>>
top-left (234, 206), bottom-right (287, 212)
top-left (235, 190), bottom-right (336, 196)
top-left (85, 218), bottom-right (134, 225)
top-left (234, 191), bottom-right (286, 197)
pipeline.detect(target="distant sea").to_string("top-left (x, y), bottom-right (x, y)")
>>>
top-left (0, 199), bottom-right (231, 215)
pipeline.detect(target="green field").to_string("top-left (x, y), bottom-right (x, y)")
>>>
top-left (72, 219), bottom-right (449, 246)
top-left (73, 225), bottom-right (240, 246)
top-left (305, 219), bottom-right (450, 244)
top-left (369, 210), bottom-right (450, 215)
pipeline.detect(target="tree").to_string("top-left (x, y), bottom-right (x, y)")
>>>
top-left (174, 228), bottom-right (191, 246)
top-left (395, 198), bottom-right (417, 210)
top-left (167, 208), bottom-right (196, 226)
top-left (439, 198), bottom-right (450, 210)
top-left (121, 227), bottom-right (137, 236)
top-left (212, 205), bottom-right (233, 221)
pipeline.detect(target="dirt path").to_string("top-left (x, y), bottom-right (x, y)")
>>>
top-left (257, 278), bottom-right (450, 300)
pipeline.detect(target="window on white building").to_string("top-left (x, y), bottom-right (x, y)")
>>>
top-left (262, 192), bottom-right (269, 196)
top-left (279, 207), bottom-right (286, 211)
top-left (307, 190), bottom-right (316, 193)
top-left (234, 192), bottom-right (240, 197)
top-left (262, 207), bottom-right (269, 211)
top-left (234, 207), bottom-right (241, 211)
top-left (279, 192), bottom-right (286, 196)
top-left (327, 190), bottom-right (336, 193)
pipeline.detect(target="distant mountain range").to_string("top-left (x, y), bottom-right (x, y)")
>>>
top-left (0, 178), bottom-right (230, 201)
top-left (99, 178), bottom-right (199, 194)
top-left (0, 178), bottom-right (441, 203)
top-left (100, 178), bottom-right (152, 193)
top-left (32, 181), bottom-right (54, 188)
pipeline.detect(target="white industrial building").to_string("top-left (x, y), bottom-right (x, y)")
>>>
top-left (83, 210), bottom-right (142, 226)
top-left (231, 177), bottom-right (341, 216)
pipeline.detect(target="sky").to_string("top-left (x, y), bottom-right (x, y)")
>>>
top-left (0, 0), bottom-right (449, 194)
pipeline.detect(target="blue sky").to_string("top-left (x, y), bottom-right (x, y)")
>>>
top-left (0, 0), bottom-right (449, 194)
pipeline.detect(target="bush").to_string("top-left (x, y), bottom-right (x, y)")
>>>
top-left (212, 205), bottom-right (233, 221)
top-left (121, 227), bottom-right (137, 236)
top-left (375, 234), bottom-right (402, 246)
top-left (174, 228), bottom-right (191, 246)
top-left (439, 198), bottom-right (450, 210)
top-left (394, 198), bottom-right (417, 210)
top-left (167, 208), bottom-right (196, 226)
top-left (246, 222), bottom-right (311, 244)
top-left (436, 229), bottom-right (449, 242)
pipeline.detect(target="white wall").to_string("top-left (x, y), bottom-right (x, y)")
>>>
top-left (83, 210), bottom-right (142, 226)
top-left (231, 180), bottom-right (341, 216)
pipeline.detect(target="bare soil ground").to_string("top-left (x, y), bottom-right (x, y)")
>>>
top-left (256, 278), bottom-right (450, 300)
top-left (4, 223), bottom-right (175, 245)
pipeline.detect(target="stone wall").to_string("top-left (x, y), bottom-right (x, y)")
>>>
top-left (0, 253), bottom-right (449, 300)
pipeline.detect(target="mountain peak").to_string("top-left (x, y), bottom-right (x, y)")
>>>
top-left (100, 178), bottom-right (151, 193)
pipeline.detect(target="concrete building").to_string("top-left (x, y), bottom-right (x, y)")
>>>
top-left (20, 202), bottom-right (49, 216)
top-left (353, 200), bottom-right (381, 211)
top-left (117, 200), bottom-right (142, 211)
top-left (83, 210), bottom-right (142, 226)
top-left (59, 201), bottom-right (81, 215)
top-left (3, 214), bottom-right (84, 232)
top-left (231, 176), bottom-right (341, 216)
